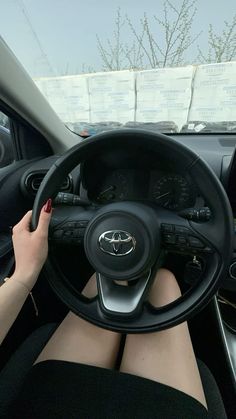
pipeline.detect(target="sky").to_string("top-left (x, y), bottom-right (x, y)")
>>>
top-left (0, 0), bottom-right (235, 78)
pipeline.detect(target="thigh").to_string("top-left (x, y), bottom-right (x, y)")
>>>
top-left (120, 269), bottom-right (207, 409)
top-left (35, 274), bottom-right (121, 369)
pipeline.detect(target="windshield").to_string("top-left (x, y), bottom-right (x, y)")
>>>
top-left (1, 0), bottom-right (236, 136)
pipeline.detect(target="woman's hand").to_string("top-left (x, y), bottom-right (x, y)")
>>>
top-left (10, 199), bottom-right (52, 289)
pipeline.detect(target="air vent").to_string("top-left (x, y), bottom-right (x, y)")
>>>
top-left (25, 171), bottom-right (72, 195)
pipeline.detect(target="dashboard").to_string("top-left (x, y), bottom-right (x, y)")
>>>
top-left (80, 134), bottom-right (235, 208)
top-left (80, 138), bottom-right (215, 212)
top-left (18, 134), bottom-right (236, 215)
top-left (20, 134), bottom-right (236, 215)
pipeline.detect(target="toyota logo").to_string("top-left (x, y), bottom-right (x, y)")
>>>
top-left (98, 230), bottom-right (136, 256)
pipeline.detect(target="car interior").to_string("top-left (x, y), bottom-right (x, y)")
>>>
top-left (0, 27), bottom-right (236, 419)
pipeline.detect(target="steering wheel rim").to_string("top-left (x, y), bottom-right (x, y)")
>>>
top-left (32, 129), bottom-right (234, 333)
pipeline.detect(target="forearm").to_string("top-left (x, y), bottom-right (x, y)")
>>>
top-left (0, 275), bottom-right (35, 345)
top-left (0, 204), bottom-right (51, 345)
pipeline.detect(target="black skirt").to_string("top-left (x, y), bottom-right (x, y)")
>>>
top-left (11, 360), bottom-right (209, 419)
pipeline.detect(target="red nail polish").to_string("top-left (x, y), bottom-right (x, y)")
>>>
top-left (44, 198), bottom-right (52, 213)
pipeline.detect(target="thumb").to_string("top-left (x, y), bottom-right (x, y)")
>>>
top-left (13, 210), bottom-right (32, 232)
top-left (36, 199), bottom-right (53, 233)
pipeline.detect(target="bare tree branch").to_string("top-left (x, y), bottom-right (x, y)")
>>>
top-left (95, 2), bottom-right (236, 72)
top-left (96, 7), bottom-right (126, 71)
top-left (197, 14), bottom-right (236, 63)
top-left (126, 15), bottom-right (155, 67)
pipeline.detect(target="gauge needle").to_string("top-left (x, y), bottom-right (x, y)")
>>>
top-left (156, 191), bottom-right (171, 200)
top-left (98, 185), bottom-right (115, 198)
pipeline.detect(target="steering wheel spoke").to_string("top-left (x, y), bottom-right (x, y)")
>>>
top-left (49, 206), bottom-right (97, 245)
top-left (97, 271), bottom-right (152, 318)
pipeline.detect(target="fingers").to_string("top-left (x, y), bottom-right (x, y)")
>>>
top-left (12, 210), bottom-right (32, 233)
top-left (36, 199), bottom-right (53, 234)
top-left (13, 199), bottom-right (52, 235)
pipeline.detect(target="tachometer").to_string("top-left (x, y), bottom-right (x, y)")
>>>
top-left (152, 174), bottom-right (194, 210)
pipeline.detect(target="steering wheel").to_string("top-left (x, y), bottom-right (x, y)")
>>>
top-left (31, 129), bottom-right (233, 333)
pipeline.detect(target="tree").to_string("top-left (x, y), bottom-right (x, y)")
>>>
top-left (96, 7), bottom-right (127, 71)
top-left (127, 0), bottom-right (201, 68)
top-left (197, 15), bottom-right (236, 63)
top-left (96, 2), bottom-right (236, 71)
top-left (96, 0), bottom-right (201, 70)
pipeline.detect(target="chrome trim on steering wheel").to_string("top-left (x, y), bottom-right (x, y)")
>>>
top-left (98, 230), bottom-right (136, 256)
top-left (97, 270), bottom-right (151, 314)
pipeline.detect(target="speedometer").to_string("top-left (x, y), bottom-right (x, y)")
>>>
top-left (152, 174), bottom-right (194, 211)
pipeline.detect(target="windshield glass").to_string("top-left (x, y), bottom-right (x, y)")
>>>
top-left (1, 0), bottom-right (236, 136)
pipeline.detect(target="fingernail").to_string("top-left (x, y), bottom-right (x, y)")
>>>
top-left (44, 198), bottom-right (52, 213)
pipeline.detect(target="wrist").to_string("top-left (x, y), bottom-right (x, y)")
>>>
top-left (4, 273), bottom-right (39, 317)
top-left (9, 271), bottom-right (38, 291)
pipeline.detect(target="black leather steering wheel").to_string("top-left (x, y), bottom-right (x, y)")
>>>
top-left (31, 129), bottom-right (234, 333)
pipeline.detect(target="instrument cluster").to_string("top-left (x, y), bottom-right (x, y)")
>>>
top-left (87, 168), bottom-right (197, 211)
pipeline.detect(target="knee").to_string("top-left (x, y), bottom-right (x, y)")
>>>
top-left (148, 268), bottom-right (182, 308)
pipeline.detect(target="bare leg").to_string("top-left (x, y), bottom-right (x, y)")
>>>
top-left (120, 269), bottom-right (207, 409)
top-left (35, 274), bottom-right (121, 369)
